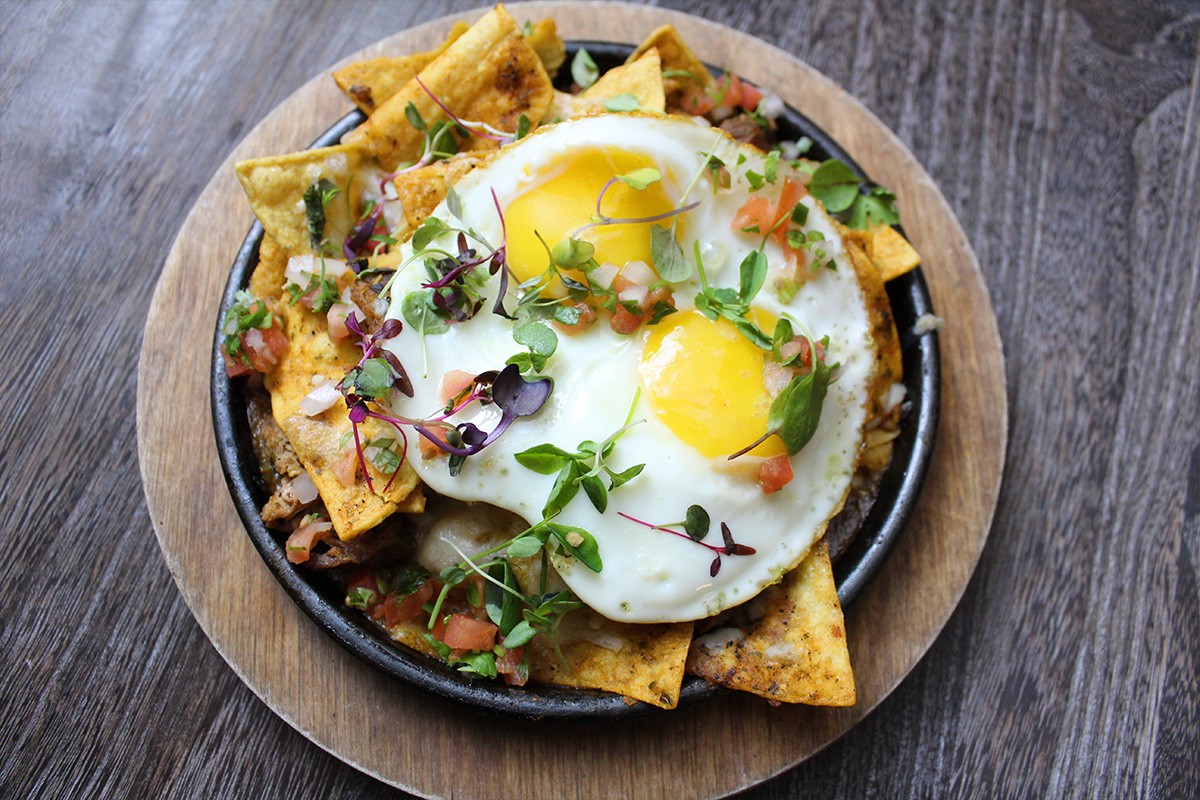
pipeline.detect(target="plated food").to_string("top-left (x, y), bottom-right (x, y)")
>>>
top-left (216, 4), bottom-right (930, 714)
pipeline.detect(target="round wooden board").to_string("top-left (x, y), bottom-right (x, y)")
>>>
top-left (137, 3), bottom-right (1006, 797)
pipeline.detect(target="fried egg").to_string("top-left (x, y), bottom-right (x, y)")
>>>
top-left (382, 113), bottom-right (874, 623)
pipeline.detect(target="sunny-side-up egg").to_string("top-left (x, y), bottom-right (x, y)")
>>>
top-left (381, 113), bottom-right (875, 623)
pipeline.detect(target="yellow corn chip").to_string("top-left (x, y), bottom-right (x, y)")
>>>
top-left (579, 48), bottom-right (665, 113)
top-left (868, 224), bottom-right (922, 281)
top-left (844, 224), bottom-right (922, 282)
top-left (248, 233), bottom-right (288, 301)
top-left (843, 235), bottom-right (903, 414)
top-left (265, 303), bottom-right (423, 539)
top-left (390, 153), bottom-right (481, 231)
top-left (343, 5), bottom-right (554, 171)
top-left (530, 613), bottom-right (693, 709)
top-left (525, 18), bottom-right (566, 76)
top-left (628, 25), bottom-right (713, 110)
top-left (234, 144), bottom-right (365, 256)
top-left (687, 540), bottom-right (855, 705)
top-left (332, 21), bottom-right (472, 115)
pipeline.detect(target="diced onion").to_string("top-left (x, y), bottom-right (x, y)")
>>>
top-left (579, 630), bottom-right (625, 652)
top-left (620, 260), bottom-right (656, 286)
top-left (617, 285), bottom-right (648, 308)
top-left (590, 262), bottom-right (620, 290)
top-left (757, 92), bottom-right (785, 120)
top-left (299, 381), bottom-right (341, 416)
top-left (285, 254), bottom-right (350, 285)
top-left (290, 472), bottom-right (319, 504)
top-left (695, 627), bottom-right (745, 652)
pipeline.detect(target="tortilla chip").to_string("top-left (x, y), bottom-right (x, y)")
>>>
top-left (628, 25), bottom-right (713, 110)
top-left (844, 224), bottom-right (921, 282)
top-left (579, 48), bottom-right (665, 113)
top-left (525, 18), bottom-right (565, 76)
top-left (333, 21), bottom-right (472, 115)
top-left (265, 303), bottom-right (423, 539)
top-left (234, 144), bottom-right (364, 256)
top-left (390, 153), bottom-right (481, 231)
top-left (687, 540), bottom-right (855, 705)
top-left (530, 612), bottom-right (693, 709)
top-left (343, 5), bottom-right (554, 171)
top-left (248, 233), bottom-right (288, 301)
top-left (843, 236), bottom-right (903, 414)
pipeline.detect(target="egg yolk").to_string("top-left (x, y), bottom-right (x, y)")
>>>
top-left (504, 147), bottom-right (676, 295)
top-left (639, 310), bottom-right (786, 459)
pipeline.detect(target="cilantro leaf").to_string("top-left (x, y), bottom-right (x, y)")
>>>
top-left (846, 186), bottom-right (900, 229)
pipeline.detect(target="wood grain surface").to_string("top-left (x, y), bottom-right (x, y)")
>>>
top-left (1, 1), bottom-right (1197, 798)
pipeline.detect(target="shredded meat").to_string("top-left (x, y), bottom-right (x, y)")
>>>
top-left (718, 112), bottom-right (772, 150)
top-left (348, 279), bottom-right (385, 335)
top-left (247, 387), bottom-right (308, 526)
top-left (307, 516), bottom-right (417, 570)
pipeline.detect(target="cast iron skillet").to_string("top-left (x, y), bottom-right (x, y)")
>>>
top-left (211, 42), bottom-right (940, 721)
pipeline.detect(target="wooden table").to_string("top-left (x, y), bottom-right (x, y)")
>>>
top-left (2, 0), bottom-right (1196, 796)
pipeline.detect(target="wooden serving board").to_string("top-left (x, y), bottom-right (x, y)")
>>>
top-left (136, 3), bottom-right (1006, 797)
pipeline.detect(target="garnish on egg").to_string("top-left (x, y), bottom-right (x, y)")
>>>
top-left (618, 506), bottom-right (756, 577)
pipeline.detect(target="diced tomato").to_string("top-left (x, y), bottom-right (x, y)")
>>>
top-left (439, 369), bottom-right (476, 405)
top-left (346, 568), bottom-right (380, 599)
top-left (758, 454), bottom-right (794, 495)
top-left (552, 303), bottom-right (597, 335)
top-left (772, 179), bottom-right (807, 247)
top-left (222, 350), bottom-right (254, 378)
top-left (643, 286), bottom-right (675, 319)
top-left (680, 84), bottom-right (715, 115)
top-left (243, 323), bottom-right (288, 372)
top-left (739, 81), bottom-right (764, 111)
top-left (440, 614), bottom-right (498, 651)
top-left (716, 73), bottom-right (743, 110)
top-left (331, 448), bottom-right (359, 487)
top-left (732, 195), bottom-right (775, 233)
top-left (284, 519), bottom-right (332, 565)
top-left (375, 578), bottom-right (437, 627)
top-left (609, 303), bottom-right (643, 335)
top-left (418, 426), bottom-right (451, 459)
top-left (496, 645), bottom-right (528, 686)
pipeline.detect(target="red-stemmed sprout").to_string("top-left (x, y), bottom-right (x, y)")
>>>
top-left (420, 189), bottom-right (514, 321)
top-left (617, 506), bottom-right (756, 577)
top-left (415, 76), bottom-right (522, 145)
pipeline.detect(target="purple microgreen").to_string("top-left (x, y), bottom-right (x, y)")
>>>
top-left (414, 75), bottom-right (520, 144)
top-left (617, 509), bottom-right (755, 576)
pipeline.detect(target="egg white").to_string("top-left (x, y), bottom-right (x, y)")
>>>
top-left (382, 114), bottom-right (874, 623)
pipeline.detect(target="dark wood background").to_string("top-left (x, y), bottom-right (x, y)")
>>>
top-left (2, 0), bottom-right (1196, 797)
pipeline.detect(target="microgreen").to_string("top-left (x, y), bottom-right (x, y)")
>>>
top-left (414, 75), bottom-right (527, 145)
top-left (221, 290), bottom-right (273, 363)
top-left (807, 159), bottom-right (903, 230)
top-left (603, 93), bottom-right (641, 112)
top-left (618, 506), bottom-right (755, 577)
top-left (727, 336), bottom-right (835, 459)
top-left (692, 242), bottom-right (772, 350)
top-left (283, 258), bottom-right (339, 313)
top-left (571, 47), bottom-right (599, 88)
top-left (515, 391), bottom-right (644, 517)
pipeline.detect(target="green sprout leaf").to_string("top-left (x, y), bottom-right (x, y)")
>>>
top-left (571, 47), bottom-right (599, 88)
top-left (683, 504), bottom-right (710, 541)
top-left (603, 93), bottom-right (641, 112)
top-left (846, 186), bottom-right (900, 229)
top-left (807, 159), bottom-right (861, 213)
top-left (650, 223), bottom-right (691, 283)
top-left (616, 167), bottom-right (661, 191)
top-left (401, 289), bottom-right (448, 334)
